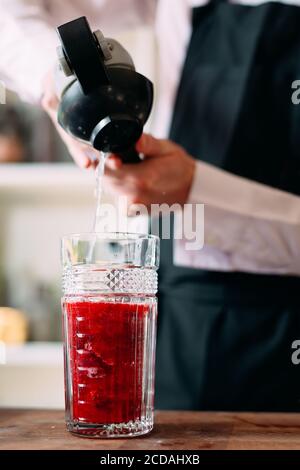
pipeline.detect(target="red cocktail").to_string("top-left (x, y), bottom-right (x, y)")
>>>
top-left (64, 300), bottom-right (150, 425)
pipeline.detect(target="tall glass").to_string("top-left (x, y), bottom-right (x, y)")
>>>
top-left (61, 233), bottom-right (159, 438)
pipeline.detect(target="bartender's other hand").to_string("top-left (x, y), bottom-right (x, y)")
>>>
top-left (105, 134), bottom-right (196, 208)
top-left (41, 69), bottom-right (99, 169)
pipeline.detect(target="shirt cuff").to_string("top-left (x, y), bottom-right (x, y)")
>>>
top-left (173, 161), bottom-right (300, 275)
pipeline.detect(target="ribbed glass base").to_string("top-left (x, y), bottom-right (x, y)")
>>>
top-left (66, 417), bottom-right (153, 438)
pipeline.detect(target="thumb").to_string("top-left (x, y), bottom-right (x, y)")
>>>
top-left (136, 133), bottom-right (177, 158)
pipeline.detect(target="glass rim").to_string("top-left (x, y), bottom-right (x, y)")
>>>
top-left (61, 232), bottom-right (159, 243)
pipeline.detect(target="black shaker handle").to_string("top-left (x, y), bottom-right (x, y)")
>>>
top-left (57, 16), bottom-right (109, 95)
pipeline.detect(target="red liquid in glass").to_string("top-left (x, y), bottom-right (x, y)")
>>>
top-left (64, 300), bottom-right (148, 424)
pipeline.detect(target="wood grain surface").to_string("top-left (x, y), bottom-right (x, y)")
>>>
top-left (1, 409), bottom-right (300, 450)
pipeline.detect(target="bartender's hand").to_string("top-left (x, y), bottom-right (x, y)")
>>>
top-left (105, 134), bottom-right (196, 208)
top-left (41, 69), bottom-right (99, 169)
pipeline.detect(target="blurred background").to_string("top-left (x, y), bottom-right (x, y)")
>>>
top-left (0, 26), bottom-right (157, 409)
top-left (3, 0), bottom-right (299, 416)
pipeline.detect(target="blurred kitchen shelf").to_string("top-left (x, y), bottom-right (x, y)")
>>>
top-left (0, 163), bottom-right (98, 343)
top-left (0, 342), bottom-right (64, 409)
top-left (0, 163), bottom-right (97, 202)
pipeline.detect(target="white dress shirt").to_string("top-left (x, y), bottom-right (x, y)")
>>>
top-left (1, 0), bottom-right (300, 276)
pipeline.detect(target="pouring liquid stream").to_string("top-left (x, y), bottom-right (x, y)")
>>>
top-left (86, 152), bottom-right (107, 263)
top-left (93, 152), bottom-right (107, 232)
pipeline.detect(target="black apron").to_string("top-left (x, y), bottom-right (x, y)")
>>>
top-left (155, 0), bottom-right (300, 412)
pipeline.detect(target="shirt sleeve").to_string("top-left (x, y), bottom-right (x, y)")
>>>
top-left (174, 160), bottom-right (300, 276)
top-left (0, 0), bottom-right (58, 103)
top-left (0, 0), bottom-right (156, 103)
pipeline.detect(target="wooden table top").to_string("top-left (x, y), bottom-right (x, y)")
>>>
top-left (1, 409), bottom-right (300, 450)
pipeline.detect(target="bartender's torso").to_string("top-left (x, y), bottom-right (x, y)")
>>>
top-left (156, 0), bottom-right (300, 410)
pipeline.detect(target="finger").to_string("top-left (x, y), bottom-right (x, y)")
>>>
top-left (104, 163), bottom-right (145, 184)
top-left (106, 154), bottom-right (123, 170)
top-left (46, 104), bottom-right (98, 169)
top-left (136, 133), bottom-right (176, 157)
top-left (41, 79), bottom-right (98, 169)
top-left (104, 164), bottom-right (125, 179)
top-left (85, 149), bottom-right (100, 166)
top-left (92, 159), bottom-right (99, 170)
top-left (67, 142), bottom-right (92, 169)
top-left (41, 92), bottom-right (59, 113)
